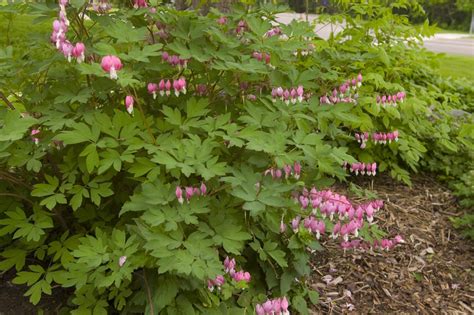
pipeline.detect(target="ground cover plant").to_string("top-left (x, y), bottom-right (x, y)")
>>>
top-left (0, 0), bottom-right (472, 313)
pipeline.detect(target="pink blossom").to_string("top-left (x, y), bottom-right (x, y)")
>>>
top-left (293, 161), bottom-right (301, 179)
top-left (31, 129), bottom-right (40, 145)
top-left (118, 255), bottom-right (127, 267)
top-left (124, 95), bottom-right (134, 115)
top-left (299, 195), bottom-right (309, 209)
top-left (176, 186), bottom-right (184, 204)
top-left (165, 80), bottom-right (171, 96)
top-left (281, 296), bottom-right (289, 314)
top-left (185, 187), bottom-right (194, 201)
top-left (61, 41), bottom-right (73, 62)
top-left (133, 0), bottom-right (148, 8)
top-left (200, 183), bottom-right (207, 195)
top-left (224, 256), bottom-right (236, 274)
top-left (158, 80), bottom-right (166, 96)
top-left (283, 164), bottom-right (292, 178)
top-left (291, 216), bottom-right (301, 232)
top-left (217, 16), bottom-right (227, 25)
top-left (101, 55), bottom-right (122, 79)
top-left (147, 83), bottom-right (158, 99)
top-left (72, 42), bottom-right (85, 63)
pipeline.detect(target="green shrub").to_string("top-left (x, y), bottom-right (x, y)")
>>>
top-left (0, 0), bottom-right (472, 313)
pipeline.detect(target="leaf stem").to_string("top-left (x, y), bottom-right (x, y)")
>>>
top-left (143, 269), bottom-right (156, 315)
top-left (0, 193), bottom-right (34, 205)
top-left (0, 91), bottom-right (16, 110)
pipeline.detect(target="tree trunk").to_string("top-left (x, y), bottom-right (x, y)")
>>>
top-left (175, 0), bottom-right (188, 11)
top-left (470, 9), bottom-right (474, 34)
top-left (215, 0), bottom-right (235, 13)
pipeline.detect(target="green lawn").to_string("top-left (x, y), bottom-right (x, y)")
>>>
top-left (437, 54), bottom-right (474, 81)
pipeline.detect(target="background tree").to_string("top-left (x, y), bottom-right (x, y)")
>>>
top-left (456, 0), bottom-right (474, 33)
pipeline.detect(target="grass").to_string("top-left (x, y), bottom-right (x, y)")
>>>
top-left (436, 27), bottom-right (470, 35)
top-left (437, 54), bottom-right (474, 81)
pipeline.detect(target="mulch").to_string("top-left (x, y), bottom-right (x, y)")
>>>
top-left (310, 175), bottom-right (474, 314)
top-left (0, 175), bottom-right (472, 314)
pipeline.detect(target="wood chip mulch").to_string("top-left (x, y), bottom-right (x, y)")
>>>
top-left (310, 175), bottom-right (474, 314)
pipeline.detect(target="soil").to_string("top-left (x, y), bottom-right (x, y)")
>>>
top-left (0, 175), bottom-right (472, 314)
top-left (0, 268), bottom-right (70, 315)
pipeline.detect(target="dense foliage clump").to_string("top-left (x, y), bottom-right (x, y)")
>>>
top-left (0, 0), bottom-right (472, 313)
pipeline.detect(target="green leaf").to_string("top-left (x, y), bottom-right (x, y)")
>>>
top-left (268, 249), bottom-right (288, 267)
top-left (0, 248), bottom-right (27, 271)
top-left (307, 290), bottom-right (319, 305)
top-left (162, 106), bottom-right (182, 126)
top-left (280, 271), bottom-right (294, 295)
top-left (70, 0), bottom-right (86, 8)
top-left (292, 295), bottom-right (309, 315)
top-left (186, 98), bottom-right (210, 119)
top-left (154, 276), bottom-right (179, 312)
top-left (56, 123), bottom-right (97, 145)
top-left (106, 21), bottom-right (147, 43)
top-left (0, 110), bottom-right (36, 142)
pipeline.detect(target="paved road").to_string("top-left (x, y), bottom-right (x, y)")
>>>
top-left (275, 13), bottom-right (474, 56)
top-left (423, 36), bottom-right (474, 56)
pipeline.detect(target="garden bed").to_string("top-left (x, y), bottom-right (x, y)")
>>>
top-left (0, 175), bottom-right (472, 314)
top-left (311, 175), bottom-right (473, 314)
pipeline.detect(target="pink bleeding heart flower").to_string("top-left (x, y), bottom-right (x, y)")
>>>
top-left (283, 89), bottom-right (290, 105)
top-left (297, 85), bottom-right (304, 102)
top-left (124, 95), bottom-right (134, 115)
top-left (280, 219), bottom-right (287, 233)
top-left (299, 196), bottom-right (309, 209)
top-left (214, 275), bottom-right (225, 286)
top-left (185, 187), bottom-right (194, 201)
top-left (148, 83), bottom-right (158, 99)
top-left (332, 221), bottom-right (341, 239)
top-left (165, 80), bottom-right (171, 96)
top-left (217, 16), bottom-right (227, 25)
top-left (200, 183), bottom-right (207, 195)
top-left (275, 169), bottom-right (282, 179)
top-left (291, 216), bottom-right (300, 232)
top-left (118, 255), bottom-right (127, 267)
top-left (133, 0), bottom-right (148, 8)
top-left (393, 130), bottom-right (399, 141)
top-left (101, 55), bottom-right (123, 79)
top-left (252, 51), bottom-right (262, 61)
top-left (224, 256), bottom-right (236, 274)
top-left (61, 41), bottom-right (74, 62)
top-left (158, 80), bottom-right (165, 96)
top-left (394, 235), bottom-right (405, 244)
top-left (276, 87), bottom-right (284, 98)
top-left (263, 300), bottom-right (273, 313)
top-left (178, 77), bottom-right (186, 94)
top-left (255, 304), bottom-right (265, 315)
top-left (284, 164), bottom-right (292, 178)
top-left (31, 129), bottom-right (40, 145)
top-left (176, 186), bottom-right (184, 204)
top-left (290, 89), bottom-right (297, 104)
top-left (72, 42), bottom-right (85, 63)
top-left (207, 279), bottom-right (215, 291)
top-left (263, 53), bottom-right (271, 64)
top-left (293, 161), bottom-right (301, 179)
top-left (357, 73), bottom-right (362, 87)
top-left (281, 296), bottom-right (289, 314)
